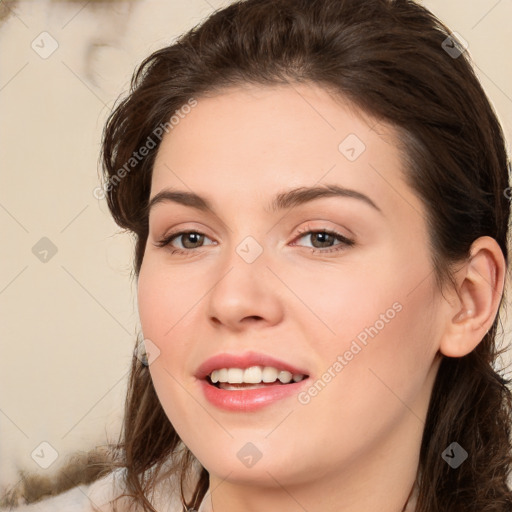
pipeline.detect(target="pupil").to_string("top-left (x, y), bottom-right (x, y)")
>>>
top-left (184, 233), bottom-right (203, 248)
top-left (313, 232), bottom-right (332, 248)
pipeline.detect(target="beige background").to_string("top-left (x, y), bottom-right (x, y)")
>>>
top-left (1, 0), bottom-right (511, 489)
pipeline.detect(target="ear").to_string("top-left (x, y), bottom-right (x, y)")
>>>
top-left (439, 236), bottom-right (507, 358)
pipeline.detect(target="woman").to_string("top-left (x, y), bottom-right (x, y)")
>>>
top-left (7, 0), bottom-right (512, 510)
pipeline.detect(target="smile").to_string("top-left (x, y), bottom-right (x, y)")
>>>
top-left (208, 366), bottom-right (307, 388)
top-left (196, 352), bottom-right (311, 411)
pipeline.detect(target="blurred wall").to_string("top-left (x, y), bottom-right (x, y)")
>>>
top-left (1, 0), bottom-right (511, 489)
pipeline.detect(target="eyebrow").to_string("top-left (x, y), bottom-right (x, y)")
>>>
top-left (147, 184), bottom-right (382, 215)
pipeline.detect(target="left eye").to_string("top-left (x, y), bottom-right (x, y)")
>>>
top-left (292, 229), bottom-right (355, 252)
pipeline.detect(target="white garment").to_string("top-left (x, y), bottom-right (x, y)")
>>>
top-left (0, 469), bottom-right (183, 512)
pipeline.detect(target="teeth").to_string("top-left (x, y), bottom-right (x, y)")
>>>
top-left (243, 366), bottom-right (263, 383)
top-left (262, 366), bottom-right (278, 383)
top-left (208, 366), bottom-right (306, 385)
top-left (278, 371), bottom-right (293, 384)
top-left (227, 368), bottom-right (244, 383)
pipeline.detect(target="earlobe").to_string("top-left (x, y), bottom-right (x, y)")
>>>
top-left (439, 236), bottom-right (506, 358)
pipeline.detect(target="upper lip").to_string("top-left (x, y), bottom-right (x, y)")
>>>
top-left (195, 351), bottom-right (309, 380)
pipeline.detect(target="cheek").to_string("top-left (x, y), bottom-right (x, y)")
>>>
top-left (136, 260), bottom-right (197, 416)
top-left (136, 256), bottom-right (213, 413)
top-left (307, 269), bottom-right (439, 425)
top-left (287, 289), bottom-right (439, 474)
top-left (137, 257), bottom-right (204, 344)
top-left (288, 246), bottom-right (439, 417)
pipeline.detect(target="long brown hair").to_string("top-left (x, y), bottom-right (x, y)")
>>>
top-left (99, 0), bottom-right (512, 510)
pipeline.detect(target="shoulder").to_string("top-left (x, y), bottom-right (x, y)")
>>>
top-left (0, 470), bottom-right (125, 512)
top-left (1, 465), bottom-right (188, 512)
top-left (86, 466), bottom-right (186, 512)
top-left (0, 483), bottom-right (93, 512)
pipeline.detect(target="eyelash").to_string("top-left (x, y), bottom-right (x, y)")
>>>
top-left (154, 224), bottom-right (355, 257)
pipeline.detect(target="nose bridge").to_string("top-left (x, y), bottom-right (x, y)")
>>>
top-left (218, 232), bottom-right (268, 302)
top-left (206, 232), bottom-right (283, 328)
top-left (234, 234), bottom-right (265, 266)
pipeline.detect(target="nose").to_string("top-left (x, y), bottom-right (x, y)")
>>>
top-left (206, 242), bottom-right (284, 331)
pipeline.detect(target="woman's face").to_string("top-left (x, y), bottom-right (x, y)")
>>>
top-left (138, 83), bottom-right (444, 489)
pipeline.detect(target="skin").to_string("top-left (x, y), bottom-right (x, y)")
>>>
top-left (137, 83), bottom-right (505, 512)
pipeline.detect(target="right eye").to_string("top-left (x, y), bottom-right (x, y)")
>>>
top-left (154, 230), bottom-right (217, 255)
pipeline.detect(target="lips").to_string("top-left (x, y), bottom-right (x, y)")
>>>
top-left (195, 351), bottom-right (310, 412)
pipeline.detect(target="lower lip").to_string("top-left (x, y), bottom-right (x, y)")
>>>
top-left (199, 379), bottom-right (309, 412)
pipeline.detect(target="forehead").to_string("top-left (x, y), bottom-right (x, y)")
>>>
top-left (151, 83), bottom-right (424, 220)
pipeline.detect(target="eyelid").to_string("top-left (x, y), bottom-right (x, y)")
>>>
top-left (153, 229), bottom-right (216, 250)
top-left (290, 224), bottom-right (355, 251)
top-left (152, 221), bottom-right (215, 243)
